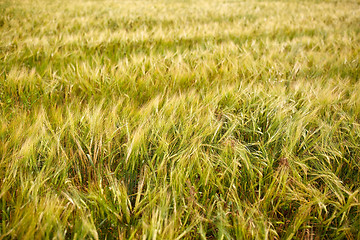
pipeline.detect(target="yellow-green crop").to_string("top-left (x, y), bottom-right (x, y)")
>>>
top-left (1, 0), bottom-right (359, 239)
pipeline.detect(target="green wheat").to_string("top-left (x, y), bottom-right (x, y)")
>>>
top-left (0, 0), bottom-right (359, 239)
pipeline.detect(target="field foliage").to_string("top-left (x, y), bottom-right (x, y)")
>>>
top-left (1, 0), bottom-right (360, 239)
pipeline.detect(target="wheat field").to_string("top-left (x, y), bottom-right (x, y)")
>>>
top-left (0, 0), bottom-right (360, 239)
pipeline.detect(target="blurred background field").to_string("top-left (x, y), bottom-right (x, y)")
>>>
top-left (0, 0), bottom-right (360, 239)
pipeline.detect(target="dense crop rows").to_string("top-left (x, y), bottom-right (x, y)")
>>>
top-left (1, 0), bottom-right (360, 239)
